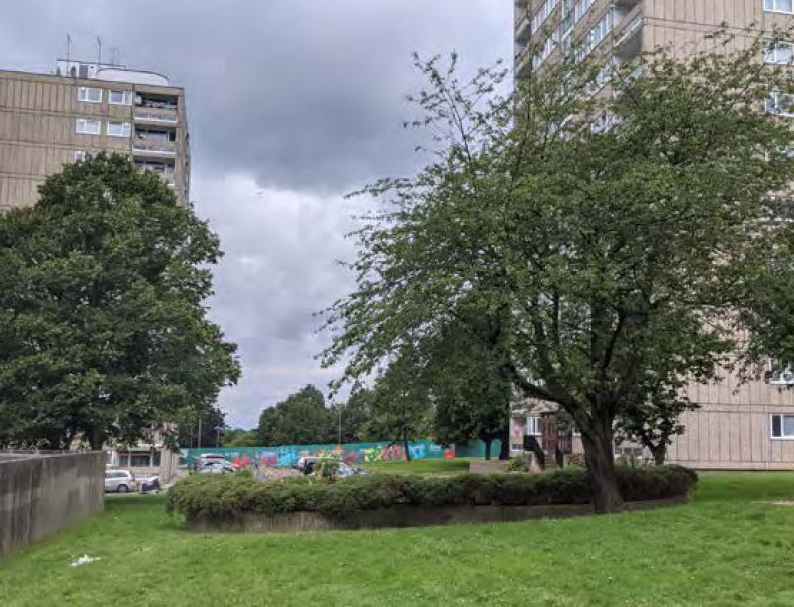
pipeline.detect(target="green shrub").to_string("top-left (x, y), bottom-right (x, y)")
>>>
top-left (166, 465), bottom-right (698, 521)
top-left (507, 455), bottom-right (530, 472)
top-left (565, 453), bottom-right (586, 468)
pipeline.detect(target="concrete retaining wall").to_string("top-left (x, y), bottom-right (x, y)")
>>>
top-left (0, 452), bottom-right (105, 559)
top-left (186, 496), bottom-right (689, 534)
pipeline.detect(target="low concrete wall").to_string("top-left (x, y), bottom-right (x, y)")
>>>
top-left (0, 452), bottom-right (105, 559)
top-left (186, 496), bottom-right (689, 534)
top-left (468, 460), bottom-right (510, 474)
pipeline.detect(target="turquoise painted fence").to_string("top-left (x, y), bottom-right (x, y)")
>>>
top-left (455, 440), bottom-right (504, 458)
top-left (181, 440), bottom-right (455, 469)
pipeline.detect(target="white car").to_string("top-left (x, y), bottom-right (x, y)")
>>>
top-left (104, 470), bottom-right (137, 493)
top-left (199, 461), bottom-right (237, 474)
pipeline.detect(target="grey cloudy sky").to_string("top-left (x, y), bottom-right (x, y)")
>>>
top-left (0, 1), bottom-right (513, 428)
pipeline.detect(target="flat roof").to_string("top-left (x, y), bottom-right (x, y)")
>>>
top-left (0, 67), bottom-right (184, 93)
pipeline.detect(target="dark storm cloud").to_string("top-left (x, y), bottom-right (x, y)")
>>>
top-left (0, 1), bottom-right (512, 426)
top-left (0, 0), bottom-right (512, 194)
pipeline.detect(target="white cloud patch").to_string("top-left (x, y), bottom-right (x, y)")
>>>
top-left (193, 174), bottom-right (363, 427)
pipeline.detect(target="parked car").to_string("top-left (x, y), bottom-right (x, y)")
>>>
top-left (104, 470), bottom-right (137, 493)
top-left (199, 461), bottom-right (237, 474)
top-left (138, 474), bottom-right (161, 493)
top-left (338, 462), bottom-right (367, 478)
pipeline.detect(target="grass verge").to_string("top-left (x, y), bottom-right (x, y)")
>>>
top-left (1, 473), bottom-right (794, 606)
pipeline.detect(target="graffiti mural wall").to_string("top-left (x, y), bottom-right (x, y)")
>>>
top-left (181, 440), bottom-right (455, 469)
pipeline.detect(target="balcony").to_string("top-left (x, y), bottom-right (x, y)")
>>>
top-left (132, 141), bottom-right (178, 156)
top-left (515, 44), bottom-right (532, 78)
top-left (516, 15), bottom-right (531, 42)
top-left (614, 4), bottom-right (643, 60)
top-left (134, 109), bottom-right (179, 125)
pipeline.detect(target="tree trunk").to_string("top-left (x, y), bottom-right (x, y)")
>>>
top-left (498, 428), bottom-right (510, 460)
top-left (581, 423), bottom-right (624, 513)
top-left (649, 443), bottom-right (667, 466)
top-left (88, 427), bottom-right (105, 452)
top-left (403, 435), bottom-right (412, 461)
top-left (484, 438), bottom-right (492, 460)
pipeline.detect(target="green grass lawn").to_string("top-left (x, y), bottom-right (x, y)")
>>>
top-left (2, 472), bottom-right (794, 606)
top-left (361, 456), bottom-right (476, 475)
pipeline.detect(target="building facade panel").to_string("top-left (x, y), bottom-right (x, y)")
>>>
top-left (0, 62), bottom-right (189, 210)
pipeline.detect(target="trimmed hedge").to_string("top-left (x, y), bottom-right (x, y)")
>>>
top-left (167, 465), bottom-right (697, 521)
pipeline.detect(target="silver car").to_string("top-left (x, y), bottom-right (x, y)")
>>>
top-left (104, 470), bottom-right (137, 493)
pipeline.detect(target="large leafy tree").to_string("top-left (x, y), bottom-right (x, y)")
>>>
top-left (333, 387), bottom-right (386, 444)
top-left (177, 406), bottom-right (227, 449)
top-left (322, 38), bottom-right (794, 512)
top-left (224, 428), bottom-right (261, 447)
top-left (0, 154), bottom-right (240, 450)
top-left (366, 345), bottom-right (433, 460)
top-left (423, 309), bottom-right (513, 460)
top-left (256, 384), bottom-right (335, 446)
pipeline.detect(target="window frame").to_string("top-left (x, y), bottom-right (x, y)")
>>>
top-left (76, 118), bottom-right (102, 135)
top-left (77, 87), bottom-right (103, 104)
top-left (109, 90), bottom-right (134, 105)
top-left (765, 40), bottom-right (793, 65)
top-left (526, 416), bottom-right (542, 437)
top-left (770, 414), bottom-right (794, 440)
top-left (766, 91), bottom-right (794, 117)
top-left (106, 121), bottom-right (131, 138)
top-left (765, 0), bottom-right (794, 15)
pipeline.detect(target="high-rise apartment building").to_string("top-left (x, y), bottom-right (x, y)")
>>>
top-left (0, 58), bottom-right (190, 211)
top-left (516, 0), bottom-right (794, 79)
top-left (510, 0), bottom-right (794, 470)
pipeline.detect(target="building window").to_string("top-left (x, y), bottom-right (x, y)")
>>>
top-left (590, 10), bottom-right (614, 50)
top-left (533, 25), bottom-right (561, 70)
top-left (129, 454), bottom-right (152, 467)
top-left (765, 0), bottom-right (794, 14)
top-left (526, 416), bottom-right (542, 436)
top-left (532, 0), bottom-right (560, 35)
top-left (771, 414), bottom-right (794, 439)
top-left (766, 92), bottom-right (794, 117)
top-left (107, 121), bottom-right (131, 137)
top-left (574, 0), bottom-right (595, 23)
top-left (77, 87), bottom-right (103, 103)
top-left (74, 150), bottom-right (90, 162)
top-left (765, 41), bottom-right (793, 64)
top-left (76, 118), bottom-right (101, 134)
top-left (109, 90), bottom-right (134, 105)
top-left (769, 360), bottom-right (794, 384)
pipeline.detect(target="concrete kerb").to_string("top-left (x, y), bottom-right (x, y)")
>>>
top-left (185, 495), bottom-right (690, 535)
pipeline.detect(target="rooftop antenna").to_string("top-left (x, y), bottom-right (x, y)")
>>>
top-left (110, 47), bottom-right (120, 66)
top-left (66, 33), bottom-right (71, 64)
top-left (96, 36), bottom-right (102, 66)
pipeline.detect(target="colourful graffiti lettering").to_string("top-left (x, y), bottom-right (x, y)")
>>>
top-left (182, 439), bottom-right (458, 469)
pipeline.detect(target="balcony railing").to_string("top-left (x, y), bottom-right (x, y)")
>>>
top-left (132, 141), bottom-right (178, 156)
top-left (515, 44), bottom-right (532, 77)
top-left (516, 15), bottom-right (531, 42)
top-left (615, 14), bottom-right (643, 47)
top-left (134, 111), bottom-right (178, 124)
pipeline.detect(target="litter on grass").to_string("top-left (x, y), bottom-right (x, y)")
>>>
top-left (71, 554), bottom-right (101, 567)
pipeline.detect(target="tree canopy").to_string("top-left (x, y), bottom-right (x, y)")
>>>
top-left (256, 384), bottom-right (336, 446)
top-left (0, 154), bottom-right (240, 450)
top-left (322, 36), bottom-right (794, 511)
